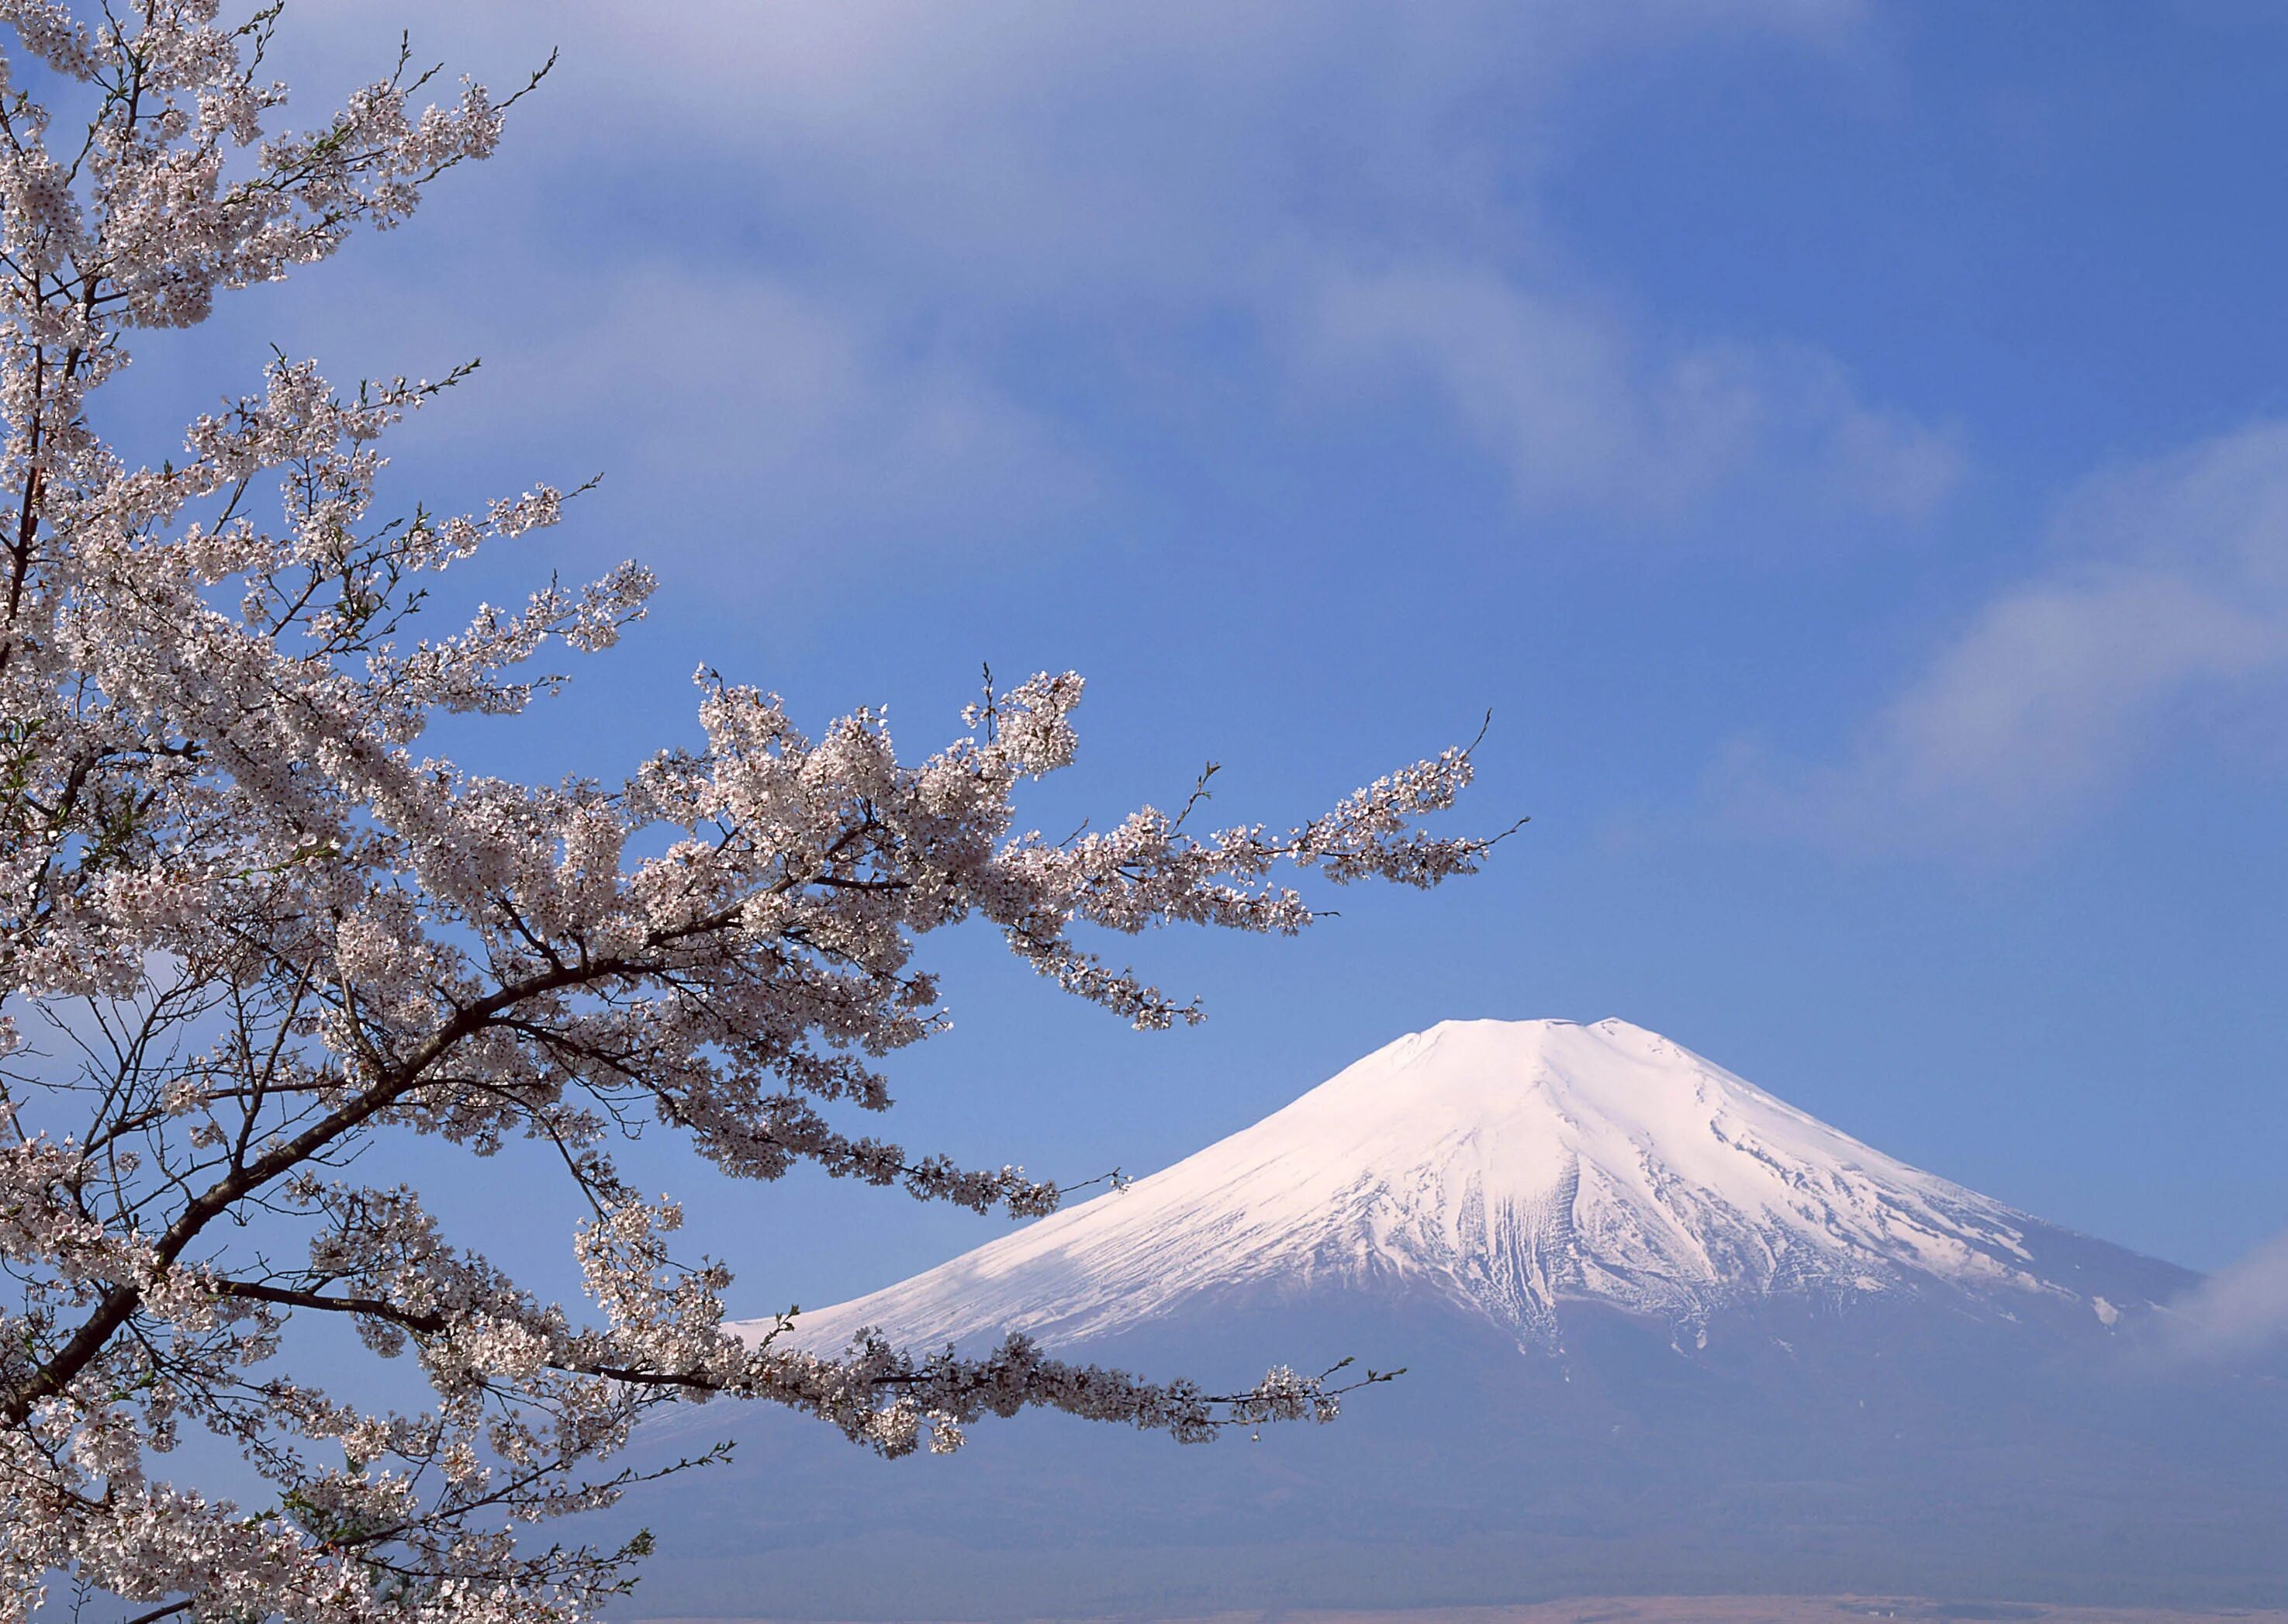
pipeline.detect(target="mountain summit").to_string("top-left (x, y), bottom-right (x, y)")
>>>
top-left (776, 1017), bottom-right (2165, 1356)
top-left (654, 1021), bottom-right (2283, 1619)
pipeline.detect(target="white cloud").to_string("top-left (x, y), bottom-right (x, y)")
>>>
top-left (1730, 419), bottom-right (2288, 846)
top-left (285, 0), bottom-right (1935, 544)
top-left (2156, 1229), bottom-right (2288, 1363)
top-left (516, 269), bottom-right (1099, 569)
top-left (1290, 263), bottom-right (1959, 525)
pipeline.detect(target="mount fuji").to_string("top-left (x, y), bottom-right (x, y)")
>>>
top-left (618, 1020), bottom-right (2288, 1621)
top-left (774, 1018), bottom-right (2178, 1360)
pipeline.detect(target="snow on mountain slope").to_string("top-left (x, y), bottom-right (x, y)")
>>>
top-left (637, 1020), bottom-right (2276, 1619)
top-left (759, 1018), bottom-right (2154, 1354)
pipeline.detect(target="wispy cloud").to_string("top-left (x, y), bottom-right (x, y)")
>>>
top-left (2155, 1229), bottom-right (2288, 1363)
top-left (1726, 418), bottom-right (2288, 848)
top-left (514, 269), bottom-right (1100, 570)
top-left (284, 0), bottom-right (1934, 552)
top-left (1291, 263), bottom-right (1960, 526)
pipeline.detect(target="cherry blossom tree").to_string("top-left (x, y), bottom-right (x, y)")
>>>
top-left (0, 6), bottom-right (1507, 1621)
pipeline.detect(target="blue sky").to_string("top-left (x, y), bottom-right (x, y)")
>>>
top-left (127, 2), bottom-right (2286, 1308)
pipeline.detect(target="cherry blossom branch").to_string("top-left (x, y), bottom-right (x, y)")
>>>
top-left (0, 8), bottom-right (1507, 1620)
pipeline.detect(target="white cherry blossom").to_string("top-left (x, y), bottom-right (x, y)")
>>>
top-left (0, 8), bottom-right (1509, 1622)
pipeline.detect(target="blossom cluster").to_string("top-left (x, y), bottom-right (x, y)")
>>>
top-left (0, 7), bottom-right (1502, 1623)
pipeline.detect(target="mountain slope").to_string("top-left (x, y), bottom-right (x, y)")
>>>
top-left (766, 1018), bottom-right (2181, 1356)
top-left (622, 1018), bottom-right (2285, 1621)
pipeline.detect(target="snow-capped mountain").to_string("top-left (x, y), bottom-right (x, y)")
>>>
top-left (631, 1020), bottom-right (2283, 1621)
top-left (766, 1018), bottom-right (2166, 1356)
